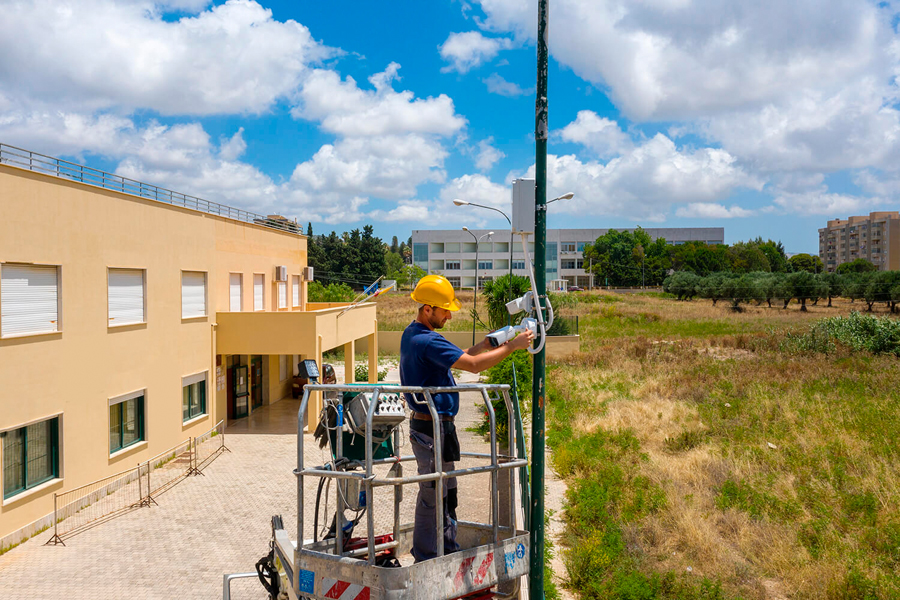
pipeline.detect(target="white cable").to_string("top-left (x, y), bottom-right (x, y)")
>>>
top-left (519, 233), bottom-right (548, 355)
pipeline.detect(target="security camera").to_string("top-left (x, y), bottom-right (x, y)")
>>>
top-left (505, 291), bottom-right (535, 315)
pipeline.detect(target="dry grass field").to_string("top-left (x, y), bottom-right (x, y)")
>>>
top-left (542, 291), bottom-right (900, 599)
top-left (374, 289), bottom-right (485, 331)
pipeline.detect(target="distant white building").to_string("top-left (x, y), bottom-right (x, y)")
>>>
top-left (411, 227), bottom-right (725, 289)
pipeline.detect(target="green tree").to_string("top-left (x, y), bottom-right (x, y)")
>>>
top-left (697, 272), bottom-right (730, 306)
top-left (836, 258), bottom-right (877, 274)
top-left (481, 274), bottom-right (532, 330)
top-left (584, 228), bottom-right (667, 286)
top-left (663, 271), bottom-right (700, 300)
top-left (307, 281), bottom-right (355, 302)
top-left (670, 242), bottom-right (731, 276)
top-left (728, 242), bottom-right (771, 273)
top-left (788, 253), bottom-right (824, 274)
top-left (384, 249), bottom-right (405, 281)
top-left (786, 271), bottom-right (824, 311)
top-left (750, 237), bottom-right (789, 273)
top-left (818, 272), bottom-right (843, 307)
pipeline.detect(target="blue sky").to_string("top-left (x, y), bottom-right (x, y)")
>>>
top-left (2, 1), bottom-right (900, 253)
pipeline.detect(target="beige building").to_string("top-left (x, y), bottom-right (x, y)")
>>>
top-left (0, 145), bottom-right (377, 548)
top-left (819, 212), bottom-right (900, 272)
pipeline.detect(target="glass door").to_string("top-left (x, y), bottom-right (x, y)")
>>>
top-left (250, 356), bottom-right (263, 409)
top-left (232, 364), bottom-right (249, 419)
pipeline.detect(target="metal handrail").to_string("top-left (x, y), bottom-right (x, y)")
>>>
top-left (0, 143), bottom-right (301, 235)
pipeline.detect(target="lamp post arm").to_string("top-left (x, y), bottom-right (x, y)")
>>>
top-left (465, 202), bottom-right (512, 225)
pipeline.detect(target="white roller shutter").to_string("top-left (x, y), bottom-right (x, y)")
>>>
top-left (108, 269), bottom-right (144, 326)
top-left (277, 281), bottom-right (287, 309)
top-left (182, 271), bottom-right (207, 319)
top-left (254, 274), bottom-right (264, 311)
top-left (229, 273), bottom-right (242, 312)
top-left (292, 275), bottom-right (300, 307)
top-left (1, 264), bottom-right (59, 337)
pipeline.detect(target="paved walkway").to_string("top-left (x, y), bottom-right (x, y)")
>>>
top-left (0, 366), bottom-right (520, 599)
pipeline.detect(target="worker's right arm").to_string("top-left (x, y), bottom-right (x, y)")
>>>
top-left (451, 330), bottom-right (534, 374)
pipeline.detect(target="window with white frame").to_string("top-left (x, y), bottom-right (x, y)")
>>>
top-left (1, 263), bottom-right (60, 338)
top-left (444, 260), bottom-right (461, 270)
top-left (512, 260), bottom-right (526, 270)
top-left (561, 242), bottom-right (577, 253)
top-left (477, 260), bottom-right (493, 270)
top-left (108, 268), bottom-right (145, 326)
top-left (292, 275), bottom-right (301, 307)
top-left (254, 274), bottom-right (264, 311)
top-left (561, 260), bottom-right (577, 269)
top-left (181, 271), bottom-right (207, 319)
top-left (277, 281), bottom-right (287, 309)
top-left (109, 391), bottom-right (145, 454)
top-left (182, 372), bottom-right (207, 422)
top-left (3, 416), bottom-right (60, 499)
top-left (229, 273), bottom-right (242, 312)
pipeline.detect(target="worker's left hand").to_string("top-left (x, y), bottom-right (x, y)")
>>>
top-left (508, 328), bottom-right (535, 351)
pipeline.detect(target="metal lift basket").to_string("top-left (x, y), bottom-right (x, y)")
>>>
top-left (253, 382), bottom-right (530, 600)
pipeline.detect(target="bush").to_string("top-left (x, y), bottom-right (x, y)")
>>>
top-left (472, 352), bottom-right (532, 443)
top-left (308, 281), bottom-right (355, 302)
top-left (354, 363), bottom-right (388, 382)
top-left (781, 311), bottom-right (900, 356)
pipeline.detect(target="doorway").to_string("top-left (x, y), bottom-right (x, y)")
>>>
top-left (250, 355), bottom-right (263, 410)
top-left (232, 361), bottom-right (249, 419)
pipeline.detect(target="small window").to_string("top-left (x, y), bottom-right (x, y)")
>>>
top-left (444, 260), bottom-right (461, 270)
top-left (3, 416), bottom-right (60, 499)
top-left (182, 271), bottom-right (207, 319)
top-left (446, 276), bottom-right (461, 289)
top-left (109, 392), bottom-right (145, 454)
top-left (108, 268), bottom-right (145, 326)
top-left (292, 275), bottom-right (301, 307)
top-left (577, 242), bottom-right (587, 252)
top-left (478, 260), bottom-right (493, 270)
top-left (512, 260), bottom-right (526, 270)
top-left (1, 263), bottom-right (60, 338)
top-left (561, 242), bottom-right (576, 253)
top-left (254, 274), bottom-right (264, 311)
top-left (277, 281), bottom-right (287, 309)
top-left (561, 260), bottom-right (577, 269)
top-left (229, 273), bottom-right (242, 312)
top-left (182, 373), bottom-right (207, 422)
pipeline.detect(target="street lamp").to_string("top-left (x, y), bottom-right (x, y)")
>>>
top-left (462, 227), bottom-right (493, 345)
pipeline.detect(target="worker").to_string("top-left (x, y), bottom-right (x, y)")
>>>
top-left (400, 274), bottom-right (534, 562)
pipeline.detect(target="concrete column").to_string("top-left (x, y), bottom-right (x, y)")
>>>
top-left (367, 323), bottom-right (378, 383)
top-left (343, 339), bottom-right (355, 384)
top-left (306, 335), bottom-right (324, 431)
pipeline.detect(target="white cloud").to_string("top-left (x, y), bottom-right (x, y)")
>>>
top-left (475, 138), bottom-right (505, 171)
top-left (675, 203), bottom-right (755, 219)
top-left (294, 64), bottom-right (466, 137)
top-left (474, 0), bottom-right (889, 122)
top-left (519, 134), bottom-right (761, 221)
top-left (560, 110), bottom-right (632, 158)
top-left (0, 0), bottom-right (334, 116)
top-left (218, 128), bottom-right (247, 162)
top-left (440, 173), bottom-right (510, 210)
top-left (289, 135), bottom-right (449, 201)
top-left (439, 31), bottom-right (514, 73)
top-left (483, 73), bottom-right (531, 97)
top-left (773, 190), bottom-right (884, 216)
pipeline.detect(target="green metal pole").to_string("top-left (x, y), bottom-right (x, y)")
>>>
top-left (530, 0), bottom-right (549, 598)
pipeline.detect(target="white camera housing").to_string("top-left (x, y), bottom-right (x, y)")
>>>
top-left (505, 291), bottom-right (535, 315)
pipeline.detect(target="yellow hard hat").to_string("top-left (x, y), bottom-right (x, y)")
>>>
top-left (410, 275), bottom-right (461, 311)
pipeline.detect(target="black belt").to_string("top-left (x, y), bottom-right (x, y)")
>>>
top-left (410, 412), bottom-right (454, 422)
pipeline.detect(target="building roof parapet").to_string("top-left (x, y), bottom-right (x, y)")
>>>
top-left (0, 142), bottom-right (302, 236)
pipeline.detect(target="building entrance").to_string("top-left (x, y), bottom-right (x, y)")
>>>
top-left (250, 356), bottom-right (263, 409)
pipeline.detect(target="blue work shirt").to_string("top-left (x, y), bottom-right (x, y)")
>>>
top-left (399, 321), bottom-right (465, 416)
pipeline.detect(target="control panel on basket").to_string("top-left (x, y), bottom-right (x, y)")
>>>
top-left (346, 391), bottom-right (406, 434)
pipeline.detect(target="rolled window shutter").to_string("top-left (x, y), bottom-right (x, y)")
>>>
top-left (182, 272), bottom-right (206, 318)
top-left (1, 264), bottom-right (59, 337)
top-left (229, 273), bottom-right (242, 312)
top-left (292, 275), bottom-right (300, 307)
top-left (108, 269), bottom-right (144, 326)
top-left (254, 274), bottom-right (264, 311)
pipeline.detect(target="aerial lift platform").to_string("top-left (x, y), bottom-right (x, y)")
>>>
top-left (223, 382), bottom-right (530, 600)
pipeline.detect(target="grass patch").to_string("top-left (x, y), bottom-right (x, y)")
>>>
top-left (546, 293), bottom-right (900, 599)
